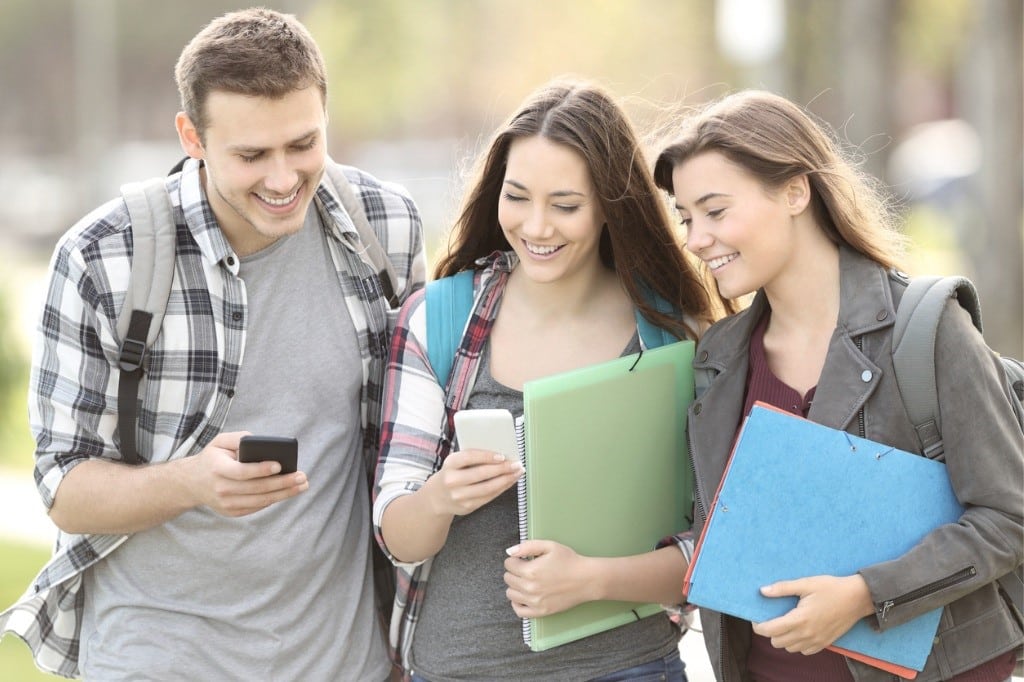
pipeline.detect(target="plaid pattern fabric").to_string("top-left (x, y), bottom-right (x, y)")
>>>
top-left (373, 251), bottom-right (693, 673)
top-left (0, 157), bottom-right (425, 678)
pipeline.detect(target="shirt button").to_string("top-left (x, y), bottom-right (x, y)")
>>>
top-left (226, 389), bottom-right (235, 398)
top-left (226, 255), bottom-right (236, 267)
top-left (861, 370), bottom-right (872, 382)
top-left (693, 402), bottom-right (703, 415)
top-left (876, 310), bottom-right (888, 321)
top-left (232, 311), bottom-right (243, 322)
top-left (698, 350), bottom-right (709, 362)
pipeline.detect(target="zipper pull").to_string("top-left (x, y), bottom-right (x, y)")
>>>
top-left (879, 600), bottom-right (894, 621)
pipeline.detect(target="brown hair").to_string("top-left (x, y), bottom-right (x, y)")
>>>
top-left (174, 7), bottom-right (328, 140)
top-left (654, 90), bottom-right (907, 270)
top-left (434, 78), bottom-right (722, 339)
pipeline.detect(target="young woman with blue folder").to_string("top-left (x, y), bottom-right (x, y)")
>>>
top-left (655, 90), bottom-right (1022, 682)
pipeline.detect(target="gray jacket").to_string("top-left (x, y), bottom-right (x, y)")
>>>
top-left (688, 246), bottom-right (1023, 682)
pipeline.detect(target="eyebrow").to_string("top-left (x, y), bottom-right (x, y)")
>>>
top-left (504, 179), bottom-right (586, 198)
top-left (675, 191), bottom-right (730, 211)
top-left (226, 129), bottom-right (320, 154)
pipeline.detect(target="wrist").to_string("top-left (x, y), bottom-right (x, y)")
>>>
top-left (582, 555), bottom-right (607, 602)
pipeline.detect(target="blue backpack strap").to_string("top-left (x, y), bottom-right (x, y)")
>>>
top-left (635, 286), bottom-right (677, 350)
top-left (425, 270), bottom-right (476, 388)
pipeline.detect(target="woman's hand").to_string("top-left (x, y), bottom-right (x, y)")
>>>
top-left (503, 540), bottom-right (599, 617)
top-left (751, 574), bottom-right (875, 655)
top-left (423, 449), bottom-right (523, 517)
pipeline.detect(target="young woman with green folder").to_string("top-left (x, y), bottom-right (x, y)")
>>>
top-left (373, 78), bottom-right (727, 681)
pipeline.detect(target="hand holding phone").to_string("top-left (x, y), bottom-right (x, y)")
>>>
top-left (238, 435), bottom-right (298, 474)
top-left (453, 409), bottom-right (518, 461)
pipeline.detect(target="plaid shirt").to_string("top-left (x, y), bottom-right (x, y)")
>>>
top-left (373, 251), bottom-right (693, 674)
top-left (0, 157), bottom-right (425, 678)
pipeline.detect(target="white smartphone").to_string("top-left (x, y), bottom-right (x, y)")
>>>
top-left (453, 408), bottom-right (518, 461)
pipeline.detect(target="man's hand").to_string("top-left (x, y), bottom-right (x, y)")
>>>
top-left (186, 431), bottom-right (309, 517)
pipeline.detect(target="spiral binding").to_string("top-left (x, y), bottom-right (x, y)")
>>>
top-left (513, 414), bottom-right (532, 647)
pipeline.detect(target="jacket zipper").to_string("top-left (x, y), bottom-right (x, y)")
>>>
top-left (855, 336), bottom-right (866, 437)
top-left (688, 426), bottom-right (705, 528)
top-left (877, 566), bottom-right (976, 622)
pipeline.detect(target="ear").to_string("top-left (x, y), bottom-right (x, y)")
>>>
top-left (784, 174), bottom-right (811, 216)
top-left (175, 112), bottom-right (205, 160)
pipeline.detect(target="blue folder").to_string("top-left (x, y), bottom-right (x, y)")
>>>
top-left (684, 403), bottom-right (964, 677)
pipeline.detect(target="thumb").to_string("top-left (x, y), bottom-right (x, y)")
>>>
top-left (506, 540), bottom-right (549, 559)
top-left (761, 578), bottom-right (803, 598)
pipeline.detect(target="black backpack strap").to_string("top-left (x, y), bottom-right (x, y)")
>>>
top-left (322, 162), bottom-right (401, 308)
top-left (116, 177), bottom-right (177, 465)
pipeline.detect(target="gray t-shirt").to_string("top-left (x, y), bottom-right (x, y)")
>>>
top-left (81, 208), bottom-right (390, 681)
top-left (410, 335), bottom-right (679, 681)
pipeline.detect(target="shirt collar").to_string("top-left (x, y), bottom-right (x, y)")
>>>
top-left (175, 158), bottom-right (235, 268)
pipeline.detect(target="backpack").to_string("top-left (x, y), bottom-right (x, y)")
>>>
top-left (424, 271), bottom-right (678, 388)
top-left (891, 274), bottom-right (1024, 619)
top-left (114, 162), bottom-right (402, 465)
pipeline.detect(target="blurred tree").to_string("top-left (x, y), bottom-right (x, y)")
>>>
top-left (958, 0), bottom-right (1023, 357)
top-left (0, 288), bottom-right (29, 463)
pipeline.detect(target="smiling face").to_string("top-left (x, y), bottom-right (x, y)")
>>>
top-left (497, 135), bottom-right (607, 286)
top-left (176, 85), bottom-right (327, 257)
top-left (671, 151), bottom-right (803, 299)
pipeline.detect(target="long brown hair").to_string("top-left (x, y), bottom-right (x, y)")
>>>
top-left (435, 78), bottom-right (722, 339)
top-left (655, 90), bottom-right (907, 270)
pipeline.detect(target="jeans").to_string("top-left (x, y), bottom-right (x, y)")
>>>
top-left (410, 651), bottom-right (688, 682)
top-left (589, 651), bottom-right (688, 682)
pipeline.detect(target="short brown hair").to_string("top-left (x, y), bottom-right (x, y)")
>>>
top-left (174, 7), bottom-right (327, 139)
top-left (435, 77), bottom-right (723, 339)
top-left (654, 90), bottom-right (907, 270)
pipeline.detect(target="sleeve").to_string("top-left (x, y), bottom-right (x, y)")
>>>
top-left (657, 529), bottom-right (697, 613)
top-left (372, 288), bottom-right (447, 566)
top-left (859, 298), bottom-right (1024, 629)
top-left (30, 238), bottom-right (122, 510)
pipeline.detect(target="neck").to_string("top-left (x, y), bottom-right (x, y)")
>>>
top-left (506, 262), bottom-right (621, 321)
top-left (763, 228), bottom-right (841, 336)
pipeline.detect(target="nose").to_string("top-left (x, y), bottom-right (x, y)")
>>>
top-left (521, 206), bottom-right (553, 240)
top-left (263, 156), bottom-right (299, 195)
top-left (684, 219), bottom-right (713, 255)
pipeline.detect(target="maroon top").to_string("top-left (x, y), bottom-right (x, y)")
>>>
top-left (740, 314), bottom-right (1016, 682)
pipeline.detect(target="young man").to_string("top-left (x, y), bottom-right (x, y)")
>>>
top-left (0, 8), bottom-right (424, 680)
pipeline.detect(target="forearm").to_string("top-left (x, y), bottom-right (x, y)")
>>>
top-left (590, 545), bottom-right (688, 605)
top-left (48, 457), bottom-right (200, 535)
top-left (379, 487), bottom-right (453, 564)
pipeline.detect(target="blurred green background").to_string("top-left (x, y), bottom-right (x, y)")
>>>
top-left (0, 0), bottom-right (1020, 678)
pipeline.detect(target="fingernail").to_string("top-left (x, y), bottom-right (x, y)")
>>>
top-left (505, 545), bottom-right (519, 556)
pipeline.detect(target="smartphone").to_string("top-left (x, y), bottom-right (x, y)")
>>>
top-left (453, 409), bottom-right (518, 461)
top-left (238, 435), bottom-right (298, 474)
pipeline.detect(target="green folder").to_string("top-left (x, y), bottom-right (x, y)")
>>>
top-left (516, 339), bottom-right (695, 651)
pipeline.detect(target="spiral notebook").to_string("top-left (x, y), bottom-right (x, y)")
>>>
top-left (684, 403), bottom-right (965, 679)
top-left (512, 339), bottom-right (695, 652)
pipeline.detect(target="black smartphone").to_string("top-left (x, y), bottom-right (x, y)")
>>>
top-left (238, 435), bottom-right (298, 474)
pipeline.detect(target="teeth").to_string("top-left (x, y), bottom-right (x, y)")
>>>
top-left (707, 253), bottom-right (738, 270)
top-left (257, 190), bottom-right (298, 206)
top-left (525, 241), bottom-right (562, 255)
